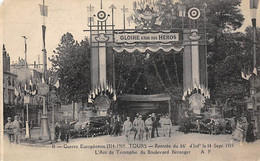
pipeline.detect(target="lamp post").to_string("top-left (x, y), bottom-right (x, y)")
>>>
top-left (38, 82), bottom-right (51, 140)
top-left (24, 95), bottom-right (30, 138)
top-left (49, 88), bottom-right (57, 141)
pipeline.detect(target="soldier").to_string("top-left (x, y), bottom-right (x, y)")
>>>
top-left (123, 117), bottom-right (132, 141)
top-left (133, 116), bottom-right (138, 140)
top-left (115, 115), bottom-right (122, 136)
top-left (110, 115), bottom-right (116, 136)
top-left (151, 113), bottom-right (159, 138)
top-left (163, 115), bottom-right (172, 137)
top-left (55, 122), bottom-right (60, 141)
top-left (136, 115), bottom-right (145, 140)
top-left (12, 115), bottom-right (22, 144)
top-left (159, 115), bottom-right (166, 137)
top-left (5, 117), bottom-right (13, 142)
top-left (145, 115), bottom-right (153, 139)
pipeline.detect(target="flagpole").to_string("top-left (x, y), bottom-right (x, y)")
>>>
top-left (253, 24), bottom-right (256, 68)
top-left (40, 0), bottom-right (51, 141)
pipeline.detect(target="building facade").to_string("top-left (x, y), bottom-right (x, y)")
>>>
top-left (3, 45), bottom-right (18, 124)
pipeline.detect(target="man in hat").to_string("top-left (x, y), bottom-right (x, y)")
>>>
top-left (151, 113), bottom-right (159, 138)
top-left (12, 115), bottom-right (22, 144)
top-left (5, 117), bottom-right (13, 142)
top-left (159, 115), bottom-right (166, 136)
top-left (133, 116), bottom-right (138, 140)
top-left (136, 115), bottom-right (145, 140)
top-left (145, 115), bottom-right (153, 139)
top-left (123, 116), bottom-right (132, 141)
top-left (163, 115), bottom-right (173, 137)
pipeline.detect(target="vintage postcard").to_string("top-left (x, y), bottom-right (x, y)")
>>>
top-left (1, 0), bottom-right (260, 161)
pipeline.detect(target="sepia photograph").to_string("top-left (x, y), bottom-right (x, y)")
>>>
top-left (0, 0), bottom-right (260, 161)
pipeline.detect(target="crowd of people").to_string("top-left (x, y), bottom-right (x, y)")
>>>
top-left (54, 119), bottom-right (78, 143)
top-left (5, 110), bottom-right (257, 145)
top-left (109, 113), bottom-right (173, 141)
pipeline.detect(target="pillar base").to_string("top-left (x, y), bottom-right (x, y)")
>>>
top-left (25, 121), bottom-right (30, 138)
top-left (39, 114), bottom-right (51, 140)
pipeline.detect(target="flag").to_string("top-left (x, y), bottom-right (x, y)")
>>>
top-left (95, 87), bottom-right (98, 95)
top-left (54, 79), bottom-right (60, 88)
top-left (127, 15), bottom-right (134, 26)
top-left (250, 0), bottom-right (259, 9)
top-left (155, 16), bottom-right (163, 25)
top-left (134, 9), bottom-right (140, 19)
top-left (241, 71), bottom-right (246, 79)
top-left (246, 73), bottom-right (251, 80)
top-left (24, 83), bottom-right (28, 93)
top-left (92, 91), bottom-right (95, 98)
top-left (29, 79), bottom-right (33, 87)
top-left (42, 76), bottom-right (45, 83)
top-left (14, 88), bottom-right (19, 97)
top-left (42, 25), bottom-right (46, 49)
top-left (133, 1), bottom-right (137, 10)
top-left (88, 97), bottom-right (93, 103)
top-left (106, 82), bottom-right (109, 90)
top-left (253, 67), bottom-right (258, 75)
top-left (88, 93), bottom-right (92, 103)
top-left (113, 93), bottom-right (117, 101)
top-left (39, 4), bottom-right (48, 16)
top-left (31, 90), bottom-right (37, 96)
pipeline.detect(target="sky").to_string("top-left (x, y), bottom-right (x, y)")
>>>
top-left (0, 0), bottom-right (259, 69)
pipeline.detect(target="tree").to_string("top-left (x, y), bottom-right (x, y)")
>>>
top-left (123, 0), bottom-right (247, 115)
top-left (49, 33), bottom-right (91, 103)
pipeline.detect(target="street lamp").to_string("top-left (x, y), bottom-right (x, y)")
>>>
top-left (49, 88), bottom-right (57, 141)
top-left (24, 94), bottom-right (30, 138)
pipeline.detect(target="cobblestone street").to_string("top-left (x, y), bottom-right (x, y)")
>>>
top-left (3, 126), bottom-right (260, 161)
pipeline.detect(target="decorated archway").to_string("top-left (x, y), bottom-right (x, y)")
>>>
top-left (84, 0), bottom-right (210, 116)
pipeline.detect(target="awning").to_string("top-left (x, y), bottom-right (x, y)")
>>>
top-left (117, 94), bottom-right (171, 102)
top-left (113, 43), bottom-right (183, 53)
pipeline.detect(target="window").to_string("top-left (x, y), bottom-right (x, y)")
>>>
top-left (7, 76), bottom-right (11, 86)
top-left (12, 77), bottom-right (15, 87)
top-left (8, 89), bottom-right (12, 104)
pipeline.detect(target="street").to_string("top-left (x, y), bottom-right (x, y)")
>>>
top-left (2, 126), bottom-right (260, 161)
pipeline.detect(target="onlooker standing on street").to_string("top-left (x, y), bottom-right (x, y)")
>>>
top-left (110, 115), bottom-right (116, 136)
top-left (123, 116), bottom-right (132, 141)
top-left (159, 116), bottom-right (166, 137)
top-left (151, 113), bottom-right (159, 138)
top-left (136, 115), bottom-right (145, 140)
top-left (12, 115), bottom-right (22, 144)
top-left (133, 116), bottom-right (138, 140)
top-left (145, 115), bottom-right (153, 140)
top-left (115, 115), bottom-right (122, 136)
top-left (164, 115), bottom-right (173, 137)
top-left (5, 117), bottom-right (13, 142)
top-left (55, 122), bottom-right (60, 141)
